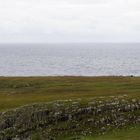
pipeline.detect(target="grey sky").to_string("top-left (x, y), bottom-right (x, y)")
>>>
top-left (0, 0), bottom-right (140, 43)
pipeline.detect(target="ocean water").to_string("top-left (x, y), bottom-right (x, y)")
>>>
top-left (0, 43), bottom-right (139, 76)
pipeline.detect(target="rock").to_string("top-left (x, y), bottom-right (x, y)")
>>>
top-left (0, 96), bottom-right (139, 139)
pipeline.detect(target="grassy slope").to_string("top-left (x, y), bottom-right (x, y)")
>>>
top-left (89, 126), bottom-right (140, 140)
top-left (0, 76), bottom-right (140, 139)
top-left (74, 126), bottom-right (140, 140)
top-left (0, 76), bottom-right (140, 111)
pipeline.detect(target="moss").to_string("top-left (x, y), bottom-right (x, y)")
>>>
top-left (31, 132), bottom-right (42, 140)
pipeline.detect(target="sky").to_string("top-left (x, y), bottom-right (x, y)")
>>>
top-left (0, 0), bottom-right (140, 43)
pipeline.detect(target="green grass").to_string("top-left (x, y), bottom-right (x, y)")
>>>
top-left (0, 76), bottom-right (140, 139)
top-left (0, 76), bottom-right (140, 111)
top-left (61, 126), bottom-right (140, 140)
top-left (90, 127), bottom-right (140, 140)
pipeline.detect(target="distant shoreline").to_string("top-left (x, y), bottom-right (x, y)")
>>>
top-left (0, 75), bottom-right (139, 78)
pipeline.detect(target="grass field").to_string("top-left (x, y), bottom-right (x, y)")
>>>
top-left (0, 76), bottom-right (140, 139)
top-left (90, 126), bottom-right (140, 140)
top-left (0, 76), bottom-right (140, 111)
top-left (61, 126), bottom-right (140, 140)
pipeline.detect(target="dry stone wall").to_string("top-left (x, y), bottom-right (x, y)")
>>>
top-left (0, 96), bottom-right (140, 140)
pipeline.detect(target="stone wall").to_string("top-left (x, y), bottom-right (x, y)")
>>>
top-left (0, 95), bottom-right (140, 140)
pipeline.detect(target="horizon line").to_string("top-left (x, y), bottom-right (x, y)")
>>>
top-left (0, 42), bottom-right (140, 45)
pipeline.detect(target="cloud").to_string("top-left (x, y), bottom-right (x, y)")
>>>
top-left (0, 0), bottom-right (140, 43)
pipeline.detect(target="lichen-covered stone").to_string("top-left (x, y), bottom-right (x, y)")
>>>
top-left (0, 95), bottom-right (140, 140)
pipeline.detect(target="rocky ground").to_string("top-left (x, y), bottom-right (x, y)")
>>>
top-left (0, 95), bottom-right (140, 140)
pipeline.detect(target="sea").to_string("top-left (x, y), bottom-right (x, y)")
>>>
top-left (0, 43), bottom-right (139, 76)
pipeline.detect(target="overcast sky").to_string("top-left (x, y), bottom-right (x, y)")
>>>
top-left (0, 0), bottom-right (140, 43)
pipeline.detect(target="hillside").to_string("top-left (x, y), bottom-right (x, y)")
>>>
top-left (0, 76), bottom-right (140, 140)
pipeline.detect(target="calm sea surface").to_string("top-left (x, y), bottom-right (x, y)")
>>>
top-left (0, 43), bottom-right (140, 76)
